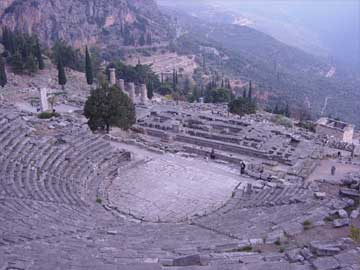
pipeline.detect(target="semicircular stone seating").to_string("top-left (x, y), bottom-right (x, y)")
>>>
top-left (0, 105), bottom-right (358, 270)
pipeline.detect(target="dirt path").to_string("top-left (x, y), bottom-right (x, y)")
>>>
top-left (306, 159), bottom-right (359, 183)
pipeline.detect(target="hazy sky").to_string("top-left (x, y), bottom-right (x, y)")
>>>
top-left (159, 0), bottom-right (360, 67)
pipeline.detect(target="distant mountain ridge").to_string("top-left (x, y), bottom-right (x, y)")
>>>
top-left (0, 0), bottom-right (171, 48)
top-left (162, 5), bottom-right (360, 126)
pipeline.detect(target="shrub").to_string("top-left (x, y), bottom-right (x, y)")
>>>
top-left (38, 112), bottom-right (60, 119)
top-left (302, 220), bottom-right (312, 230)
top-left (271, 115), bottom-right (293, 128)
top-left (296, 121), bottom-right (316, 132)
top-left (228, 97), bottom-right (257, 117)
top-left (238, 245), bottom-right (253, 252)
top-left (349, 226), bottom-right (360, 243)
top-left (96, 197), bottom-right (102, 204)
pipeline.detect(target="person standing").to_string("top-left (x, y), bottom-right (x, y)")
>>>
top-left (331, 166), bottom-right (336, 176)
top-left (240, 161), bottom-right (246, 175)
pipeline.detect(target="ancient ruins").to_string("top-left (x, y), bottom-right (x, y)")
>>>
top-left (0, 71), bottom-right (359, 269)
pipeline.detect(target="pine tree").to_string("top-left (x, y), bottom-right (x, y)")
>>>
top-left (147, 81), bottom-right (154, 99)
top-left (242, 89), bottom-right (247, 98)
top-left (85, 46), bottom-right (93, 85)
top-left (139, 34), bottom-right (146, 46)
top-left (172, 69), bottom-right (176, 91)
top-left (34, 37), bottom-right (44, 70)
top-left (248, 81), bottom-right (252, 100)
top-left (24, 54), bottom-right (38, 74)
top-left (57, 56), bottom-right (67, 90)
top-left (284, 103), bottom-right (290, 117)
top-left (10, 50), bottom-right (24, 74)
top-left (2, 27), bottom-right (9, 51)
top-left (274, 104), bottom-right (279, 114)
top-left (0, 56), bottom-right (7, 88)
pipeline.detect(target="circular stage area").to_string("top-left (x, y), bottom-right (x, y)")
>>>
top-left (108, 154), bottom-right (242, 222)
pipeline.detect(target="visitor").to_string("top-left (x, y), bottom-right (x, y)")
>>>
top-left (331, 165), bottom-right (336, 176)
top-left (210, 149), bottom-right (216, 160)
top-left (240, 161), bottom-right (246, 175)
top-left (337, 151), bottom-right (341, 159)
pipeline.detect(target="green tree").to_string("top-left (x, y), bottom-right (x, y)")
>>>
top-left (85, 46), bottom-right (93, 85)
top-left (0, 56), bottom-right (7, 88)
top-left (157, 83), bottom-right (172, 96)
top-left (52, 40), bottom-right (84, 71)
top-left (34, 37), bottom-right (44, 70)
top-left (204, 88), bottom-right (234, 103)
top-left (84, 84), bottom-right (136, 133)
top-left (248, 80), bottom-right (252, 100)
top-left (57, 57), bottom-right (67, 90)
top-left (24, 54), bottom-right (38, 74)
top-left (9, 50), bottom-right (24, 74)
top-left (139, 34), bottom-right (146, 46)
top-left (228, 97), bottom-right (257, 117)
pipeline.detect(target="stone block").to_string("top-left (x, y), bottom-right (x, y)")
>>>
top-left (311, 257), bottom-right (340, 270)
top-left (333, 218), bottom-right (350, 228)
top-left (172, 254), bottom-right (208, 266)
top-left (309, 241), bottom-right (341, 256)
top-left (350, 209), bottom-right (359, 219)
top-left (314, 192), bottom-right (326, 199)
top-left (337, 209), bottom-right (348, 218)
top-left (339, 188), bottom-right (360, 199)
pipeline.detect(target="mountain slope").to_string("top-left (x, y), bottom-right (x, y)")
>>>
top-left (164, 6), bottom-right (360, 125)
top-left (0, 0), bottom-right (171, 48)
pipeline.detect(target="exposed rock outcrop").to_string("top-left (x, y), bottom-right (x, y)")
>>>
top-left (0, 0), bottom-right (171, 49)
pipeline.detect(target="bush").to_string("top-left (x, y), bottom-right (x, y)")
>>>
top-left (228, 97), bottom-right (257, 117)
top-left (38, 112), bottom-right (60, 119)
top-left (302, 220), bottom-right (312, 230)
top-left (271, 115), bottom-right (293, 128)
top-left (349, 226), bottom-right (360, 243)
top-left (296, 121), bottom-right (316, 132)
top-left (51, 40), bottom-right (84, 72)
top-left (96, 197), bottom-right (102, 204)
top-left (204, 88), bottom-right (233, 103)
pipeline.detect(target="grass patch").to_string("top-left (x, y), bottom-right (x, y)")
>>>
top-left (239, 245), bottom-right (253, 252)
top-left (96, 197), bottom-right (102, 204)
top-left (38, 111), bottom-right (60, 119)
top-left (349, 226), bottom-right (360, 243)
top-left (324, 216), bottom-right (334, 222)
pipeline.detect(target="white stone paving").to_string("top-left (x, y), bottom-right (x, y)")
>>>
top-left (108, 151), bottom-right (245, 222)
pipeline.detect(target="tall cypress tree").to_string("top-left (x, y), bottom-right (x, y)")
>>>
top-left (34, 37), bottom-right (44, 70)
top-left (85, 46), bottom-right (93, 85)
top-left (248, 80), bottom-right (252, 100)
top-left (58, 56), bottom-right (67, 90)
top-left (0, 56), bottom-right (7, 88)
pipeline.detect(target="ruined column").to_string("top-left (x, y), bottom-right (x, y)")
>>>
top-left (128, 82), bottom-right (136, 102)
top-left (40, 88), bottom-right (49, 112)
top-left (109, 68), bottom-right (116, 86)
top-left (140, 84), bottom-right (148, 105)
top-left (117, 79), bottom-right (125, 92)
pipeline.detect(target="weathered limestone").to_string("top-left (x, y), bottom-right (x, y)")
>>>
top-left (128, 82), bottom-right (136, 102)
top-left (109, 68), bottom-right (116, 86)
top-left (140, 84), bottom-right (148, 104)
top-left (117, 79), bottom-right (125, 92)
top-left (333, 218), bottom-right (350, 228)
top-left (40, 88), bottom-right (49, 112)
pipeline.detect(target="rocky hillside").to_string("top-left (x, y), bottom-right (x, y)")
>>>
top-left (0, 0), bottom-right (171, 48)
